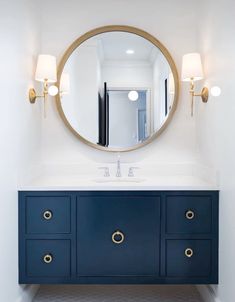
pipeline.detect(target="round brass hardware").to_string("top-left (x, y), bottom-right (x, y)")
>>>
top-left (43, 210), bottom-right (53, 220)
top-left (185, 210), bottom-right (195, 220)
top-left (112, 230), bottom-right (125, 244)
top-left (185, 248), bottom-right (194, 258)
top-left (43, 254), bottom-right (53, 264)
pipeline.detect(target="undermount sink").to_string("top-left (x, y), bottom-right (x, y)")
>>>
top-left (93, 177), bottom-right (146, 183)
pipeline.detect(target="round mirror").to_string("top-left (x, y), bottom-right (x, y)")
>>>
top-left (57, 26), bottom-right (179, 152)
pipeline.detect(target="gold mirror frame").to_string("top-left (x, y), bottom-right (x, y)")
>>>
top-left (56, 25), bottom-right (179, 152)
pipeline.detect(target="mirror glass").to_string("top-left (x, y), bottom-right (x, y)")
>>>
top-left (58, 28), bottom-right (178, 151)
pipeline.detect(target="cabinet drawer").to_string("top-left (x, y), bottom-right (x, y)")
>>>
top-left (166, 240), bottom-right (211, 277)
top-left (26, 240), bottom-right (71, 277)
top-left (77, 195), bottom-right (160, 276)
top-left (26, 196), bottom-right (71, 234)
top-left (166, 195), bottom-right (212, 234)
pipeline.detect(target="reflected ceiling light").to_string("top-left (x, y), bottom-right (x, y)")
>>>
top-left (211, 86), bottom-right (221, 97)
top-left (126, 49), bottom-right (135, 55)
top-left (128, 90), bottom-right (139, 101)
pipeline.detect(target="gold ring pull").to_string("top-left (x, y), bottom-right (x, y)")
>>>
top-left (43, 210), bottom-right (53, 220)
top-left (112, 230), bottom-right (125, 244)
top-left (43, 254), bottom-right (53, 264)
top-left (185, 210), bottom-right (195, 220)
top-left (185, 248), bottom-right (194, 258)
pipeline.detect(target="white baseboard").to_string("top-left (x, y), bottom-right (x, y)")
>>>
top-left (15, 285), bottom-right (40, 302)
top-left (197, 285), bottom-right (221, 302)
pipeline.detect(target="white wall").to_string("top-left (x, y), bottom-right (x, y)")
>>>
top-left (62, 43), bottom-right (99, 143)
top-left (102, 61), bottom-right (153, 89)
top-left (196, 1), bottom-right (235, 302)
top-left (0, 0), bottom-right (42, 301)
top-left (40, 0), bottom-right (199, 164)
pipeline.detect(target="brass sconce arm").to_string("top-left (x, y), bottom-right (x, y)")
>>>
top-left (29, 80), bottom-right (50, 118)
top-left (189, 78), bottom-right (209, 116)
top-left (29, 80), bottom-right (49, 104)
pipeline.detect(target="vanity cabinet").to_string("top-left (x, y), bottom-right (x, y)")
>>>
top-left (77, 195), bottom-right (160, 277)
top-left (19, 191), bottom-right (218, 284)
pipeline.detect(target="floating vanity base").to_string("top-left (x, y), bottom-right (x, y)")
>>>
top-left (19, 191), bottom-right (218, 284)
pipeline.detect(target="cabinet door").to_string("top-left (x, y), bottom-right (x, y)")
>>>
top-left (26, 240), bottom-right (71, 277)
top-left (166, 195), bottom-right (212, 234)
top-left (166, 240), bottom-right (212, 277)
top-left (26, 195), bottom-right (71, 234)
top-left (77, 194), bottom-right (160, 277)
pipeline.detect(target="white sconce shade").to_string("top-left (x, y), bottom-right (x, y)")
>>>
top-left (60, 73), bottom-right (70, 94)
top-left (35, 54), bottom-right (57, 83)
top-left (181, 53), bottom-right (204, 82)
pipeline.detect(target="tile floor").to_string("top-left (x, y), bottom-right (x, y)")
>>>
top-left (34, 285), bottom-right (203, 302)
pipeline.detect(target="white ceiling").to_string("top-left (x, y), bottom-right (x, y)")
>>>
top-left (89, 31), bottom-right (159, 62)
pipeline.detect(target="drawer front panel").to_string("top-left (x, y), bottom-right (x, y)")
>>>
top-left (26, 240), bottom-right (71, 277)
top-left (166, 240), bottom-right (211, 277)
top-left (166, 195), bottom-right (212, 234)
top-left (77, 195), bottom-right (160, 276)
top-left (26, 196), bottom-right (71, 234)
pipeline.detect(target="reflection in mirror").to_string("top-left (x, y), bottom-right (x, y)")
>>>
top-left (59, 30), bottom-right (176, 150)
top-left (108, 89), bottom-right (148, 148)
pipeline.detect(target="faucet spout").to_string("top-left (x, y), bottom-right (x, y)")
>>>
top-left (116, 154), bottom-right (121, 177)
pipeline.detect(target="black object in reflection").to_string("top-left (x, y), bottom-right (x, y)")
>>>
top-left (165, 78), bottom-right (168, 116)
top-left (98, 82), bottom-right (109, 147)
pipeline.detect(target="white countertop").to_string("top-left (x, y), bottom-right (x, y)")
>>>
top-left (18, 163), bottom-right (219, 191)
top-left (18, 175), bottom-right (218, 191)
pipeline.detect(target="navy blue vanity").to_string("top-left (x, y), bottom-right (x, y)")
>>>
top-left (19, 191), bottom-right (218, 284)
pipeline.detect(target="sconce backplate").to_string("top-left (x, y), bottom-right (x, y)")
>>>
top-left (201, 87), bottom-right (209, 103)
top-left (29, 88), bottom-right (37, 103)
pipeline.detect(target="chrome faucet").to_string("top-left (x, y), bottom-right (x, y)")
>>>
top-left (116, 154), bottom-right (121, 177)
top-left (99, 167), bottom-right (110, 177)
top-left (128, 167), bottom-right (139, 177)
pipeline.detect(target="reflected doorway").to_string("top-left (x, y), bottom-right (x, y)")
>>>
top-left (107, 88), bottom-right (150, 148)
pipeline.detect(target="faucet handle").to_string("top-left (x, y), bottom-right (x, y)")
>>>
top-left (98, 167), bottom-right (110, 177)
top-left (128, 167), bottom-right (140, 177)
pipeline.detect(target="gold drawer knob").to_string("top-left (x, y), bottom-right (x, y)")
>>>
top-left (112, 230), bottom-right (125, 244)
top-left (43, 210), bottom-right (53, 220)
top-left (185, 210), bottom-right (195, 220)
top-left (43, 254), bottom-right (53, 264)
top-left (185, 248), bottom-right (194, 258)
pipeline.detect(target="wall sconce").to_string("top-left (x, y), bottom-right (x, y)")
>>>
top-left (29, 54), bottom-right (58, 117)
top-left (181, 53), bottom-right (209, 116)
